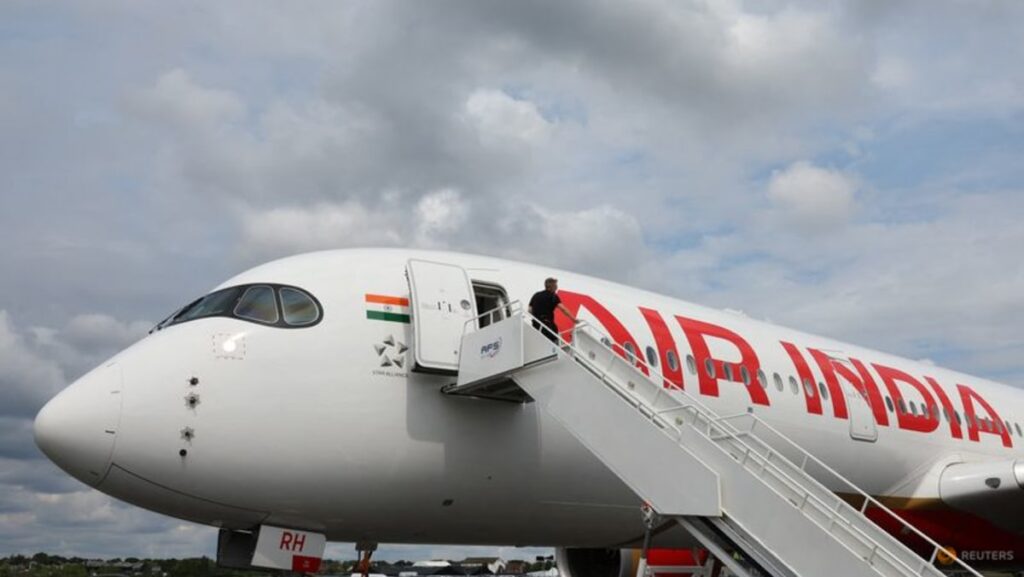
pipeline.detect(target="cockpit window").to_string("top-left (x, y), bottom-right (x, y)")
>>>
top-left (173, 286), bottom-right (245, 324)
top-left (155, 283), bottom-right (322, 330)
top-left (280, 287), bottom-right (319, 326)
top-left (234, 286), bottom-right (279, 324)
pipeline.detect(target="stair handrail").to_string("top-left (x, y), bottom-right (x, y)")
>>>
top-left (463, 300), bottom-right (579, 343)
top-left (509, 307), bottom-right (980, 577)
top-left (463, 300), bottom-right (526, 336)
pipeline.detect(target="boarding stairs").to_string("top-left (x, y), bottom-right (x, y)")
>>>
top-left (442, 303), bottom-right (982, 577)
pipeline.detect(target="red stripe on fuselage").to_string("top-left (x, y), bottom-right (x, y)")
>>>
top-left (639, 307), bottom-right (683, 389)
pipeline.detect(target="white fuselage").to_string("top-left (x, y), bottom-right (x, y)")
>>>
top-left (33, 248), bottom-right (1024, 554)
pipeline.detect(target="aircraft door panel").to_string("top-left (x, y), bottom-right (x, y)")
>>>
top-left (843, 381), bottom-right (878, 442)
top-left (406, 259), bottom-right (478, 373)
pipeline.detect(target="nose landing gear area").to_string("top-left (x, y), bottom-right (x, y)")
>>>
top-left (217, 525), bottom-right (327, 574)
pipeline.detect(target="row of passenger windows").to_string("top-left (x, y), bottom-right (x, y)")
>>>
top-left (627, 342), bottom-right (1024, 439)
top-left (155, 284), bottom-right (322, 330)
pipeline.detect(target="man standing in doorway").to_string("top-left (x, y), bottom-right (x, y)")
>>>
top-left (529, 277), bottom-right (577, 343)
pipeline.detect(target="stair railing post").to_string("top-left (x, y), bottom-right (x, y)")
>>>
top-left (636, 502), bottom-right (659, 577)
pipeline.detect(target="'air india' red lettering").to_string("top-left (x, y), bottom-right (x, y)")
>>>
top-left (556, 291), bottom-right (649, 376)
top-left (809, 350), bottom-right (890, 426)
top-left (781, 342), bottom-right (822, 415)
top-left (925, 376), bottom-right (962, 440)
top-left (873, 364), bottom-right (939, 433)
top-left (639, 306), bottom-right (683, 389)
top-left (677, 316), bottom-right (769, 406)
top-left (806, 349), bottom-right (850, 419)
top-left (957, 384), bottom-right (1012, 447)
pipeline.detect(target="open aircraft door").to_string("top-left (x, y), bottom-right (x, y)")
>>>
top-left (406, 259), bottom-right (478, 373)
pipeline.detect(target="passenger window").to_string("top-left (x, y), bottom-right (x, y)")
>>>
top-left (803, 378), bottom-right (814, 397)
top-left (1016, 423), bottom-right (1022, 437)
top-left (789, 376), bottom-right (798, 395)
top-left (234, 286), bottom-right (279, 324)
top-left (623, 342), bottom-right (636, 361)
top-left (686, 355), bottom-right (696, 375)
top-left (885, 396), bottom-right (894, 412)
top-left (667, 351), bottom-right (680, 372)
top-left (909, 401), bottom-right (917, 415)
top-left (279, 287), bottom-right (320, 326)
top-left (724, 364), bottom-right (734, 381)
top-left (740, 366), bottom-right (750, 386)
top-left (705, 358), bottom-right (715, 378)
top-left (898, 399), bottom-right (906, 414)
top-left (758, 370), bottom-right (768, 389)
top-left (645, 346), bottom-right (658, 368)
top-left (773, 373), bottom-right (783, 392)
top-left (818, 382), bottom-right (828, 401)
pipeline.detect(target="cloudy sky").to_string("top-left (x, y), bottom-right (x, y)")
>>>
top-left (2, 0), bottom-right (1024, 563)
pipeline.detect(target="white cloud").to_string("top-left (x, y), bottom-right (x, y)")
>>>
top-left (767, 161), bottom-right (858, 231)
top-left (465, 89), bottom-right (551, 146)
top-left (495, 204), bottom-right (646, 281)
top-left (415, 188), bottom-right (469, 247)
top-left (239, 201), bottom-right (404, 259)
top-left (132, 68), bottom-right (245, 128)
top-left (871, 56), bottom-right (913, 93)
top-left (61, 315), bottom-right (152, 355)
top-left (724, 7), bottom-right (864, 109)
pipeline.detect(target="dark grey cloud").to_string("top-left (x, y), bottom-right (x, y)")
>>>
top-left (0, 310), bottom-right (150, 419)
top-left (0, 420), bottom-right (43, 461)
top-left (0, 458), bottom-right (82, 495)
top-left (0, 312), bottom-right (66, 419)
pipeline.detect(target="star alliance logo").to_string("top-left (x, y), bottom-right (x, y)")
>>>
top-left (373, 334), bottom-right (408, 371)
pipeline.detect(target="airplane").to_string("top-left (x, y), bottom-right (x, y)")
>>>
top-left (32, 248), bottom-right (1024, 577)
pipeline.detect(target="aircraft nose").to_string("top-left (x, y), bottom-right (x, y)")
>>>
top-left (34, 361), bottom-right (123, 486)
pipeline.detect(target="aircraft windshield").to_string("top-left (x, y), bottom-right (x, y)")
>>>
top-left (153, 284), bottom-right (322, 331)
top-left (174, 287), bottom-right (245, 324)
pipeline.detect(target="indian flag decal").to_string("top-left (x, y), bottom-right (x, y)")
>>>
top-left (365, 294), bottom-right (410, 323)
